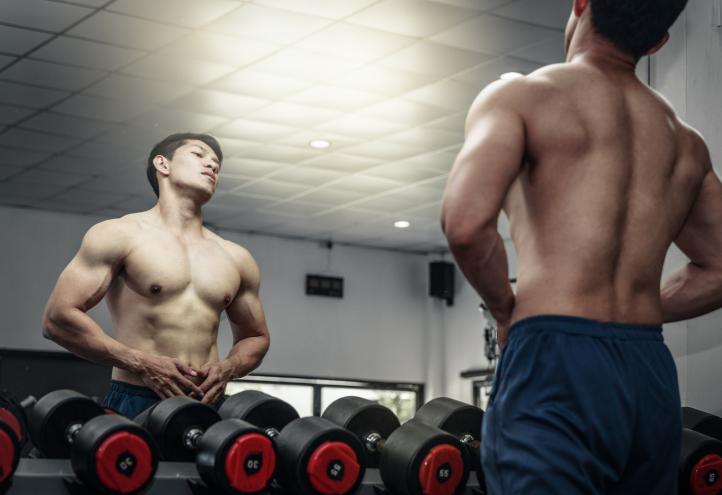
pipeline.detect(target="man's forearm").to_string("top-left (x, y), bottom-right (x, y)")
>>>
top-left (661, 262), bottom-right (722, 323)
top-left (43, 307), bottom-right (143, 373)
top-left (223, 335), bottom-right (269, 378)
top-left (449, 228), bottom-right (515, 320)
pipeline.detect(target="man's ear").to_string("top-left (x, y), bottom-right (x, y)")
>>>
top-left (153, 155), bottom-right (170, 177)
top-left (573, 0), bottom-right (590, 17)
top-left (645, 32), bottom-right (670, 56)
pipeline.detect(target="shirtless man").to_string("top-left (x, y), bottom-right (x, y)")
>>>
top-left (442, 0), bottom-right (721, 493)
top-left (42, 133), bottom-right (270, 418)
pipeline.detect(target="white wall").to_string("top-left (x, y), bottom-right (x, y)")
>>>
top-left (0, 205), bottom-right (436, 385)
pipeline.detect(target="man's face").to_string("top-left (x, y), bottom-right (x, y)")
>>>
top-left (166, 140), bottom-right (221, 201)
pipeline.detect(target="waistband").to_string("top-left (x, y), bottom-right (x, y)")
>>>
top-left (107, 380), bottom-right (159, 399)
top-left (509, 314), bottom-right (663, 341)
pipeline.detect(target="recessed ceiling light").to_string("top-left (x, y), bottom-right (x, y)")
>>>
top-left (394, 220), bottom-right (411, 229)
top-left (310, 140), bottom-right (331, 149)
top-left (500, 72), bottom-right (523, 80)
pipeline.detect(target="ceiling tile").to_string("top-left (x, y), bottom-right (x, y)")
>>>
top-left (433, 0), bottom-right (515, 9)
top-left (380, 41), bottom-right (491, 77)
top-left (30, 197), bottom-right (103, 214)
top-left (236, 179), bottom-right (307, 199)
top-left (111, 193), bottom-right (157, 212)
top-left (261, 200), bottom-right (328, 217)
top-left (402, 150), bottom-right (458, 172)
top-left (288, 86), bottom-right (384, 112)
top-left (404, 79), bottom-right (481, 112)
top-left (86, 74), bottom-right (192, 105)
top-left (253, 0), bottom-right (378, 19)
top-left (248, 102), bottom-right (341, 128)
top-left (250, 48), bottom-right (362, 82)
top-left (384, 127), bottom-right (462, 150)
top-left (37, 154), bottom-right (106, 174)
top-left (209, 70), bottom-right (311, 100)
top-left (351, 195), bottom-right (418, 212)
top-left (332, 174), bottom-right (401, 194)
top-left (208, 4), bottom-right (332, 44)
top-left (214, 136), bottom-right (257, 157)
top-left (21, 112), bottom-right (114, 139)
top-left (221, 157), bottom-right (288, 177)
top-left (68, 141), bottom-right (146, 164)
top-left (454, 56), bottom-right (541, 86)
top-left (315, 114), bottom-right (406, 140)
top-left (342, 141), bottom-right (423, 161)
top-left (332, 65), bottom-right (433, 96)
top-left (492, 0), bottom-right (570, 30)
top-left (346, 0), bottom-right (477, 37)
top-left (364, 162), bottom-right (446, 182)
top-left (0, 25), bottom-right (52, 55)
top-left (81, 169), bottom-right (150, 194)
top-left (426, 113), bottom-right (466, 133)
top-left (432, 14), bottom-right (559, 55)
top-left (0, 129), bottom-right (80, 153)
top-left (390, 183), bottom-right (444, 202)
top-left (169, 90), bottom-right (270, 119)
top-left (57, 188), bottom-right (135, 208)
top-left (0, 165), bottom-right (23, 180)
top-left (108, 0), bottom-right (240, 28)
top-left (130, 109), bottom-right (228, 133)
top-left (268, 166), bottom-right (343, 186)
top-left (511, 35), bottom-right (566, 65)
top-left (213, 209), bottom-right (288, 231)
top-left (93, 125), bottom-right (173, 153)
top-left (278, 131), bottom-right (359, 151)
top-left (31, 36), bottom-right (146, 71)
top-left (53, 94), bottom-right (149, 122)
top-left (157, 32), bottom-right (280, 68)
top-left (68, 11), bottom-right (188, 50)
top-left (1, 59), bottom-right (106, 91)
top-left (12, 168), bottom-right (90, 187)
top-left (0, 105), bottom-right (36, 125)
top-left (296, 23), bottom-right (415, 63)
top-left (0, 81), bottom-right (69, 108)
top-left (0, 146), bottom-right (50, 166)
top-left (0, 181), bottom-right (67, 201)
top-left (2, 0), bottom-right (93, 32)
top-left (59, 0), bottom-right (108, 6)
top-left (300, 153), bottom-right (380, 173)
top-left (359, 98), bottom-right (449, 126)
top-left (211, 192), bottom-right (276, 210)
top-left (121, 53), bottom-right (234, 86)
top-left (214, 175), bottom-right (253, 193)
top-left (215, 119), bottom-right (298, 143)
top-left (240, 144), bottom-right (320, 163)
top-left (294, 187), bottom-right (364, 205)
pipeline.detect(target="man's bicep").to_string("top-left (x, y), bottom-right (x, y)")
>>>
top-left (674, 168), bottom-right (722, 269)
top-left (442, 90), bottom-right (525, 234)
top-left (46, 223), bottom-right (126, 313)
top-left (226, 291), bottom-right (269, 342)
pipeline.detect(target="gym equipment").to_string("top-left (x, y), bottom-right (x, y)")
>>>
top-left (323, 396), bottom-right (469, 495)
top-left (684, 407), bottom-right (722, 442)
top-left (28, 389), bottom-right (157, 495)
top-left (414, 397), bottom-right (485, 489)
top-left (137, 396), bottom-right (276, 494)
top-left (680, 428), bottom-right (722, 495)
top-left (220, 390), bottom-right (365, 495)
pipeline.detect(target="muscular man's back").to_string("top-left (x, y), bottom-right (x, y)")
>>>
top-left (507, 62), bottom-right (709, 325)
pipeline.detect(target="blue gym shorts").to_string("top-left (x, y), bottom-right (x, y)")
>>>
top-left (482, 315), bottom-right (681, 495)
top-left (102, 380), bottom-right (226, 419)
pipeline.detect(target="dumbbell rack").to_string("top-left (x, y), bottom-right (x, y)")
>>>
top-left (6, 459), bottom-right (485, 494)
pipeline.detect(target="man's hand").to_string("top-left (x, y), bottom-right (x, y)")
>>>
top-left (197, 360), bottom-right (234, 405)
top-left (137, 354), bottom-right (204, 399)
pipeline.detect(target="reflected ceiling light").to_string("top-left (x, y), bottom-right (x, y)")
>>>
top-left (500, 72), bottom-right (523, 80)
top-left (394, 220), bottom-right (411, 229)
top-left (310, 139), bottom-right (331, 149)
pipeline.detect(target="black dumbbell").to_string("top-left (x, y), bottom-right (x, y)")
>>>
top-left (220, 390), bottom-right (366, 495)
top-left (0, 391), bottom-right (34, 493)
top-left (414, 397), bottom-right (485, 489)
top-left (29, 390), bottom-right (158, 495)
top-left (680, 428), bottom-right (722, 495)
top-left (136, 396), bottom-right (276, 494)
top-left (322, 396), bottom-right (469, 495)
top-left (684, 407), bottom-right (722, 442)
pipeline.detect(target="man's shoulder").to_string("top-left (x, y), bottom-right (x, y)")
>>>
top-left (202, 228), bottom-right (256, 268)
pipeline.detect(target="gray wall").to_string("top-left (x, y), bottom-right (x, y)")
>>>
top-left (0, 205), bottom-right (437, 386)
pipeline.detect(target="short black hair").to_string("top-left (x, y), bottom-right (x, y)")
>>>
top-left (590, 0), bottom-right (687, 59)
top-left (146, 133), bottom-right (223, 197)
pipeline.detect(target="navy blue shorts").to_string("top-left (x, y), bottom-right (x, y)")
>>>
top-left (102, 380), bottom-right (226, 420)
top-left (482, 315), bottom-right (681, 495)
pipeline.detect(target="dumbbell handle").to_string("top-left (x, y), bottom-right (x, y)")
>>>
top-left (184, 428), bottom-right (204, 450)
top-left (264, 427), bottom-right (280, 439)
top-left (65, 422), bottom-right (83, 445)
top-left (20, 396), bottom-right (37, 409)
top-left (460, 433), bottom-right (480, 450)
top-left (365, 432), bottom-right (386, 453)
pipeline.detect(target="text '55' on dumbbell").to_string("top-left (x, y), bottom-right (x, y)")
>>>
top-left (136, 396), bottom-right (276, 494)
top-left (220, 390), bottom-right (366, 495)
top-left (322, 396), bottom-right (470, 495)
top-left (0, 391), bottom-right (33, 493)
top-left (29, 390), bottom-right (158, 495)
top-left (414, 397), bottom-right (485, 489)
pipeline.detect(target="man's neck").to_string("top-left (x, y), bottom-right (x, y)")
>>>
top-left (567, 24), bottom-right (638, 74)
top-left (152, 193), bottom-right (205, 237)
